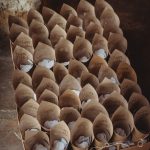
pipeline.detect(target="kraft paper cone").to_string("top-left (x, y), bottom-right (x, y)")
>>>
top-left (59, 89), bottom-right (81, 109)
top-left (9, 23), bottom-right (29, 42)
top-left (38, 89), bottom-right (58, 105)
top-left (116, 62), bottom-right (137, 83)
top-left (68, 59), bottom-right (88, 79)
top-left (32, 65), bottom-right (55, 90)
top-left (111, 106), bottom-right (134, 142)
top-left (71, 117), bottom-right (94, 149)
top-left (93, 113), bottom-right (113, 147)
top-left (121, 79), bottom-right (142, 101)
top-left (55, 38), bottom-right (73, 64)
top-left (103, 91), bottom-right (128, 116)
top-left (80, 71), bottom-right (99, 89)
top-left (73, 36), bottom-right (93, 62)
top-left (129, 93), bottom-right (149, 116)
top-left (13, 32), bottom-right (34, 54)
top-left (53, 63), bottom-right (68, 84)
top-left (27, 8), bottom-right (44, 25)
top-left (59, 74), bottom-right (81, 95)
top-left (15, 83), bottom-right (36, 107)
top-left (132, 106), bottom-right (150, 142)
top-left (24, 131), bottom-right (50, 150)
top-left (50, 24), bottom-right (67, 47)
top-left (12, 69), bottom-right (32, 89)
top-left (88, 54), bottom-right (108, 76)
top-left (37, 101), bottom-right (60, 131)
top-left (47, 13), bottom-right (67, 32)
top-left (81, 101), bottom-right (108, 122)
top-left (108, 49), bottom-right (130, 71)
top-left (67, 25), bottom-right (85, 43)
top-left (60, 3), bottom-right (77, 19)
top-left (35, 77), bottom-right (59, 99)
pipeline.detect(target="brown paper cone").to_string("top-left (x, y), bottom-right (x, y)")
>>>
top-left (67, 25), bottom-right (85, 43)
top-left (108, 49), bottom-right (130, 71)
top-left (121, 79), bottom-right (142, 101)
top-left (53, 63), bottom-right (68, 84)
top-left (59, 74), bottom-right (81, 95)
top-left (35, 77), bottom-right (59, 99)
top-left (12, 69), bottom-right (32, 89)
top-left (15, 83), bottom-right (36, 107)
top-left (32, 65), bottom-right (55, 90)
top-left (129, 93), bottom-right (149, 116)
top-left (55, 38), bottom-right (73, 63)
top-left (80, 71), bottom-right (99, 89)
top-left (27, 8), bottom-right (44, 25)
top-left (116, 62), bottom-right (137, 83)
top-left (68, 59), bottom-right (88, 78)
top-left (81, 101), bottom-right (108, 122)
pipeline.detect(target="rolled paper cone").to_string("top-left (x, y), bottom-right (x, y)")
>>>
top-left (55, 38), bottom-right (73, 64)
top-left (129, 93), bottom-right (149, 116)
top-left (9, 23), bottom-right (29, 42)
top-left (24, 131), bottom-right (50, 150)
top-left (120, 79), bottom-right (142, 101)
top-left (60, 3), bottom-right (77, 19)
top-left (116, 62), bottom-right (137, 83)
top-left (53, 63), bottom-right (68, 84)
top-left (12, 69), bottom-right (32, 89)
top-left (47, 13), bottom-right (67, 32)
top-left (37, 101), bottom-right (60, 131)
top-left (32, 65), bottom-right (55, 91)
top-left (88, 54), bottom-right (108, 76)
top-left (80, 71), bottom-right (99, 89)
top-left (67, 25), bottom-right (85, 43)
top-left (29, 19), bottom-right (49, 38)
top-left (59, 74), bottom-right (81, 95)
top-left (35, 77), bottom-right (59, 99)
top-left (111, 106), bottom-right (134, 142)
top-left (13, 32), bottom-right (34, 54)
top-left (59, 89), bottom-right (81, 109)
top-left (103, 91), bottom-right (128, 116)
top-left (81, 101), bottom-right (108, 122)
top-left (108, 49), bottom-right (130, 71)
top-left (27, 8), bottom-right (44, 25)
top-left (71, 117), bottom-right (94, 149)
top-left (15, 83), bottom-right (36, 107)
top-left (38, 89), bottom-right (58, 105)
top-left (68, 59), bottom-right (88, 79)
top-left (73, 36), bottom-right (93, 62)
top-left (50, 24), bottom-right (67, 47)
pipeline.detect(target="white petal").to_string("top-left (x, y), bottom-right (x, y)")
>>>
top-left (44, 120), bottom-right (59, 129)
top-left (80, 56), bottom-right (90, 63)
top-left (20, 63), bottom-right (33, 72)
top-left (68, 121), bottom-right (75, 131)
top-left (38, 59), bottom-right (54, 69)
top-left (53, 138), bottom-right (68, 150)
top-left (95, 49), bottom-right (107, 59)
top-left (61, 61), bottom-right (69, 66)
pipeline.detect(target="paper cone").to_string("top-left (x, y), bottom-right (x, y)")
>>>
top-left (15, 83), bottom-right (36, 107)
top-left (68, 59), bottom-right (88, 79)
top-left (81, 101), bottom-right (108, 122)
top-left (32, 65), bottom-right (55, 91)
top-left (59, 74), bottom-right (81, 95)
top-left (108, 49), bottom-right (130, 71)
top-left (67, 25), bottom-right (85, 43)
top-left (129, 93), bottom-right (149, 116)
top-left (53, 63), bottom-right (68, 84)
top-left (80, 71), bottom-right (99, 89)
top-left (35, 77), bottom-right (59, 99)
top-left (88, 54), bottom-right (108, 76)
top-left (37, 101), bottom-right (60, 131)
top-left (55, 38), bottom-right (73, 64)
top-left (111, 106), bottom-right (134, 142)
top-left (47, 13), bottom-right (67, 32)
top-left (121, 79), bottom-right (142, 101)
top-left (116, 62), bottom-right (137, 83)
top-left (24, 131), bottom-right (50, 150)
top-left (12, 69), bottom-right (32, 89)
top-left (27, 8), bottom-right (44, 25)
